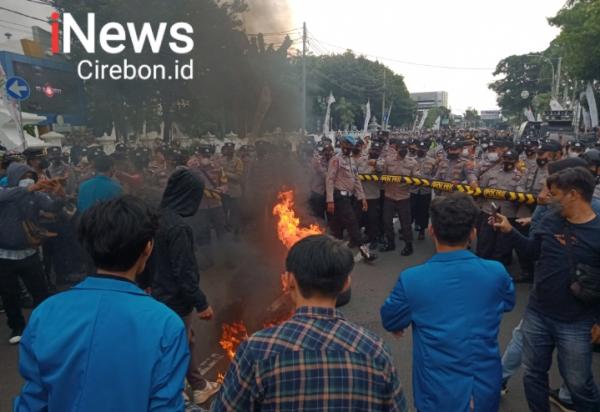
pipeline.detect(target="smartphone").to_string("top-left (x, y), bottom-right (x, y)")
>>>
top-left (491, 202), bottom-right (502, 222)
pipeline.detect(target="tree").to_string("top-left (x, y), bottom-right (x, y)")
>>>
top-left (488, 53), bottom-right (554, 119)
top-left (464, 108), bottom-right (481, 128)
top-left (549, 0), bottom-right (600, 81)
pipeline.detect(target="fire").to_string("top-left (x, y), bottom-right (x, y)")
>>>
top-left (219, 321), bottom-right (249, 361)
top-left (217, 372), bottom-right (225, 385)
top-left (272, 190), bottom-right (323, 250)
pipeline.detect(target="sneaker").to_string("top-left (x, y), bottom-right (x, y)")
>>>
top-left (193, 381), bottom-right (221, 405)
top-left (9, 329), bottom-right (23, 345)
top-left (500, 381), bottom-right (508, 396)
top-left (549, 388), bottom-right (575, 412)
top-left (359, 245), bottom-right (377, 262)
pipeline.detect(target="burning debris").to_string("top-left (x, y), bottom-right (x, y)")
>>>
top-left (217, 190), bottom-right (323, 363)
top-left (272, 190), bottom-right (324, 249)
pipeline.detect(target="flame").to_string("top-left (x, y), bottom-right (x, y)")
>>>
top-left (216, 372), bottom-right (225, 385)
top-left (272, 190), bottom-right (323, 250)
top-left (219, 321), bottom-right (249, 361)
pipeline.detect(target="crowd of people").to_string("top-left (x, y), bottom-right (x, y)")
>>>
top-left (1, 126), bottom-right (599, 411)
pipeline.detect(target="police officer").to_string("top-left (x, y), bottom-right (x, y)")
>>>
top-left (188, 145), bottom-right (227, 269)
top-left (524, 139), bottom-right (562, 196)
top-left (581, 148), bottom-right (600, 199)
top-left (356, 140), bottom-right (384, 250)
top-left (218, 142), bottom-right (244, 236)
top-left (326, 135), bottom-right (375, 261)
top-left (521, 138), bottom-right (539, 171)
top-left (381, 139), bottom-right (417, 256)
top-left (476, 150), bottom-right (526, 267)
top-left (309, 142), bottom-right (333, 220)
top-left (410, 140), bottom-right (436, 240)
top-left (434, 140), bottom-right (477, 188)
top-left (567, 140), bottom-right (586, 158)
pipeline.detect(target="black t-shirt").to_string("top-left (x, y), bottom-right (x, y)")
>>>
top-left (511, 211), bottom-right (600, 321)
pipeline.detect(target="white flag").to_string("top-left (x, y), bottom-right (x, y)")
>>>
top-left (586, 82), bottom-right (598, 128)
top-left (433, 116), bottom-right (441, 131)
top-left (323, 92), bottom-right (336, 135)
top-left (362, 100), bottom-right (371, 135)
top-left (418, 109), bottom-right (428, 130)
top-left (583, 107), bottom-right (592, 131)
top-left (384, 103), bottom-right (393, 130)
top-left (524, 107), bottom-right (535, 122)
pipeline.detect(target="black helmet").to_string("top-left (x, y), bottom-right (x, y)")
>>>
top-left (581, 149), bottom-right (600, 167)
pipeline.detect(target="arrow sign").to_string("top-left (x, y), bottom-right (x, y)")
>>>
top-left (6, 76), bottom-right (30, 101)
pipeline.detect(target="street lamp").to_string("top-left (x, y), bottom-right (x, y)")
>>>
top-left (523, 54), bottom-right (557, 99)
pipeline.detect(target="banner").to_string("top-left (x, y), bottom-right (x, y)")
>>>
top-left (586, 82), bottom-right (599, 128)
top-left (323, 92), bottom-right (335, 135)
top-left (362, 100), bottom-right (370, 135)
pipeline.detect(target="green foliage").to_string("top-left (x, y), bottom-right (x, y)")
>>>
top-left (549, 0), bottom-right (600, 81)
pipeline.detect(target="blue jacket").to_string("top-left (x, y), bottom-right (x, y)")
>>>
top-left (381, 250), bottom-right (515, 412)
top-left (14, 276), bottom-right (189, 412)
top-left (77, 175), bottom-right (122, 212)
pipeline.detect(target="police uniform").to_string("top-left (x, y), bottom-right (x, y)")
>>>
top-left (410, 141), bottom-right (436, 237)
top-left (187, 146), bottom-right (226, 265)
top-left (309, 144), bottom-right (331, 220)
top-left (356, 142), bottom-right (384, 247)
top-left (218, 143), bottom-right (244, 235)
top-left (476, 151), bottom-right (526, 266)
top-left (325, 143), bottom-right (366, 248)
top-left (381, 140), bottom-right (418, 255)
top-left (434, 143), bottom-right (477, 186)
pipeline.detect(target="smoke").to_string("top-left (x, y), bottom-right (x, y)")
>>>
top-left (242, 0), bottom-right (294, 34)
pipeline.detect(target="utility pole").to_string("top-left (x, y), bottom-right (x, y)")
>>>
top-left (302, 22), bottom-right (307, 136)
top-left (555, 57), bottom-right (562, 103)
top-left (381, 69), bottom-right (386, 130)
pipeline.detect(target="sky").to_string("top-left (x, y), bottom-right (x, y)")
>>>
top-left (0, 0), bottom-right (566, 114)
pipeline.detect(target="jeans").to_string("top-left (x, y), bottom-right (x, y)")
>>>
top-left (522, 308), bottom-right (600, 412)
top-left (502, 320), bottom-right (524, 381)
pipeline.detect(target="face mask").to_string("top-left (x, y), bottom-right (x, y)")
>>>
top-left (200, 157), bottom-right (211, 166)
top-left (447, 152), bottom-right (459, 160)
top-left (39, 159), bottom-right (50, 170)
top-left (398, 149), bottom-right (408, 158)
top-left (536, 158), bottom-right (548, 167)
top-left (487, 152), bottom-right (499, 162)
top-left (503, 163), bottom-right (515, 172)
top-left (352, 148), bottom-right (361, 156)
top-left (409, 149), bottom-right (417, 157)
top-left (18, 178), bottom-right (35, 188)
top-left (417, 150), bottom-right (426, 158)
top-left (462, 148), bottom-right (470, 157)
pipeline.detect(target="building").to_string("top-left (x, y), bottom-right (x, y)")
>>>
top-left (410, 91), bottom-right (449, 110)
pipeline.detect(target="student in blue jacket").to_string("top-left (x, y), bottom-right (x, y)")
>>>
top-left (381, 193), bottom-right (515, 412)
top-left (14, 196), bottom-right (189, 412)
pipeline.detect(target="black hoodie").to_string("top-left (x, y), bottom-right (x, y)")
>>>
top-left (145, 168), bottom-right (208, 317)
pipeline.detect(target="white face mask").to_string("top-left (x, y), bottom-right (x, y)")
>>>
top-left (487, 152), bottom-right (499, 162)
top-left (18, 178), bottom-right (35, 188)
top-left (462, 148), bottom-right (470, 157)
top-left (200, 157), bottom-right (211, 166)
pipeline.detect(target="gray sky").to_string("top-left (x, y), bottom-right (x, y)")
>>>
top-left (1, 0), bottom-right (566, 114)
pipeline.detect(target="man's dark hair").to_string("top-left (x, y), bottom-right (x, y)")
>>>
top-left (430, 193), bottom-right (479, 246)
top-left (546, 167), bottom-right (595, 203)
top-left (285, 235), bottom-right (354, 299)
top-left (94, 155), bottom-right (114, 173)
top-left (78, 196), bottom-right (159, 272)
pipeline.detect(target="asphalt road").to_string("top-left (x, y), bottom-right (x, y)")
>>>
top-left (1, 227), bottom-right (598, 411)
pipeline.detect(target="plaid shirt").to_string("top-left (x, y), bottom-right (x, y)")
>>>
top-left (212, 306), bottom-right (408, 412)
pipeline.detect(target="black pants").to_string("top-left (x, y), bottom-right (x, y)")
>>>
top-left (330, 195), bottom-right (363, 247)
top-left (195, 207), bottom-right (226, 246)
top-left (476, 212), bottom-right (513, 266)
top-left (364, 198), bottom-right (381, 243)
top-left (309, 192), bottom-right (326, 220)
top-left (0, 254), bottom-right (49, 331)
top-left (222, 196), bottom-right (242, 235)
top-left (383, 197), bottom-right (413, 244)
top-left (511, 218), bottom-right (535, 275)
top-left (410, 193), bottom-right (432, 231)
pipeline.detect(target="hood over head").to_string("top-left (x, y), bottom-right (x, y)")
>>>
top-left (6, 163), bottom-right (35, 187)
top-left (160, 168), bottom-right (204, 217)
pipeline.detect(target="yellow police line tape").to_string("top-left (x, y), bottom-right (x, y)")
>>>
top-left (359, 174), bottom-right (537, 205)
